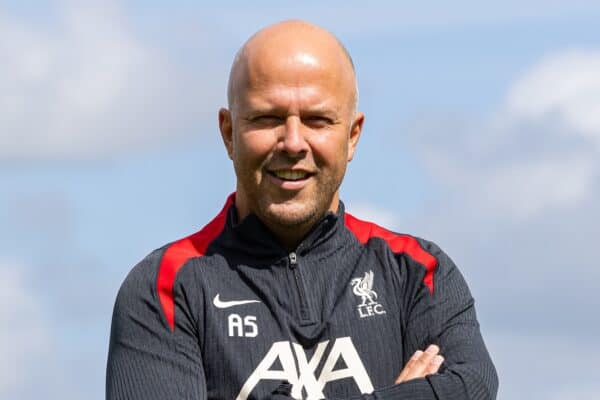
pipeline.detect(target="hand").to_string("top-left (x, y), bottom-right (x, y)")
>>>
top-left (395, 344), bottom-right (444, 384)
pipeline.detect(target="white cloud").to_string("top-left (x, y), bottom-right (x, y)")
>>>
top-left (414, 49), bottom-right (600, 221)
top-left (473, 154), bottom-right (596, 220)
top-left (0, 261), bottom-right (50, 396)
top-left (0, 3), bottom-right (219, 161)
top-left (402, 51), bottom-right (600, 371)
top-left (345, 202), bottom-right (401, 230)
top-left (507, 49), bottom-right (600, 144)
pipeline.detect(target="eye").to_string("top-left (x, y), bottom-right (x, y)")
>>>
top-left (302, 116), bottom-right (334, 128)
top-left (252, 115), bottom-right (282, 122)
top-left (248, 115), bottom-right (284, 127)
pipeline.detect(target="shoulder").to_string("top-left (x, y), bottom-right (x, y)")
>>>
top-left (115, 228), bottom-right (222, 332)
top-left (343, 211), bottom-right (458, 295)
top-left (112, 196), bottom-right (234, 333)
top-left (113, 240), bottom-right (215, 336)
top-left (111, 246), bottom-right (170, 334)
top-left (117, 246), bottom-right (166, 302)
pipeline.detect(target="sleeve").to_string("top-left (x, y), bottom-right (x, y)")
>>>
top-left (370, 241), bottom-right (499, 399)
top-left (106, 250), bottom-right (207, 400)
top-left (325, 240), bottom-right (498, 400)
top-left (259, 242), bottom-right (498, 400)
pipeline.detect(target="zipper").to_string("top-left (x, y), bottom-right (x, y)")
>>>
top-left (288, 252), bottom-right (312, 322)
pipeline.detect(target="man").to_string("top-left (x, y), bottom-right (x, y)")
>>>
top-left (106, 20), bottom-right (498, 400)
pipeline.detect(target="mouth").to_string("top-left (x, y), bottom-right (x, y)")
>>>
top-left (268, 169), bottom-right (313, 182)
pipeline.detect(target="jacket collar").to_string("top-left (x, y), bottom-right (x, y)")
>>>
top-left (215, 193), bottom-right (346, 263)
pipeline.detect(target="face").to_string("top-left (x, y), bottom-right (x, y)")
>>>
top-left (220, 49), bottom-right (363, 241)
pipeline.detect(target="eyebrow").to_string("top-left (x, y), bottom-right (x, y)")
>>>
top-left (244, 99), bottom-right (339, 115)
top-left (244, 107), bottom-right (340, 121)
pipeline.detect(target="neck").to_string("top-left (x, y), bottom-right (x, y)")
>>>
top-left (263, 219), bottom-right (317, 252)
top-left (233, 192), bottom-right (340, 252)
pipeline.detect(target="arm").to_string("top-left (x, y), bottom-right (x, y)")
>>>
top-left (394, 242), bottom-right (498, 399)
top-left (106, 250), bottom-right (206, 400)
top-left (363, 242), bottom-right (498, 399)
top-left (270, 242), bottom-right (498, 400)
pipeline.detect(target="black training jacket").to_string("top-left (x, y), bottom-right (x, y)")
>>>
top-left (106, 194), bottom-right (498, 399)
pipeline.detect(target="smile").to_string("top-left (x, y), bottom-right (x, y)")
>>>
top-left (269, 170), bottom-right (312, 181)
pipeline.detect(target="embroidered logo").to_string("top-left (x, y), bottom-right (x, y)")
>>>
top-left (213, 294), bottom-right (261, 309)
top-left (350, 271), bottom-right (386, 318)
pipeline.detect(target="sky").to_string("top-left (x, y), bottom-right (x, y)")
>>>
top-left (1, 1), bottom-right (600, 398)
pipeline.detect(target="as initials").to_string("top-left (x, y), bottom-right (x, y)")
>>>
top-left (228, 314), bottom-right (258, 337)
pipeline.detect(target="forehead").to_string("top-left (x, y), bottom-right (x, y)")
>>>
top-left (242, 85), bottom-right (339, 113)
top-left (233, 49), bottom-right (354, 111)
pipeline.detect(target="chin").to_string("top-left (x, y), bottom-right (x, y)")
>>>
top-left (264, 201), bottom-right (321, 228)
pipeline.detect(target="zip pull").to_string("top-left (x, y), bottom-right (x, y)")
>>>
top-left (289, 252), bottom-right (298, 268)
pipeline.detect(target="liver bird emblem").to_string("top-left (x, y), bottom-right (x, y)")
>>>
top-left (350, 270), bottom-right (378, 306)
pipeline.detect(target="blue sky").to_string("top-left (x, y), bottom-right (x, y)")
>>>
top-left (2, 1), bottom-right (600, 398)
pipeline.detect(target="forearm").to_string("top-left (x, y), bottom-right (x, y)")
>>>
top-left (263, 375), bottom-right (478, 400)
top-left (387, 241), bottom-right (498, 399)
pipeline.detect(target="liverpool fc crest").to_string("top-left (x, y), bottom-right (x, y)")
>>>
top-left (350, 271), bottom-right (386, 318)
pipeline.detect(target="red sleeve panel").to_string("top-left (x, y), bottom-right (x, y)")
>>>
top-left (344, 212), bottom-right (438, 294)
top-left (157, 194), bottom-right (233, 331)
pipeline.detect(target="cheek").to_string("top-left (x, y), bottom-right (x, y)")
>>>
top-left (233, 130), bottom-right (277, 169)
top-left (309, 131), bottom-right (349, 168)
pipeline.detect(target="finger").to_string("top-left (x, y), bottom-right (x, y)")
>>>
top-left (423, 355), bottom-right (444, 376)
top-left (408, 344), bottom-right (439, 378)
top-left (395, 350), bottom-right (424, 384)
top-left (395, 345), bottom-right (440, 383)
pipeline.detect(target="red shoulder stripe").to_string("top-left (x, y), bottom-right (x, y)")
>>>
top-left (157, 194), bottom-right (234, 331)
top-left (344, 212), bottom-right (438, 294)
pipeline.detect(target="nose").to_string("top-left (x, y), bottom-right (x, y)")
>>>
top-left (279, 116), bottom-right (309, 156)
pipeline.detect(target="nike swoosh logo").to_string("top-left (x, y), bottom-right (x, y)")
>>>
top-left (213, 294), bottom-right (261, 309)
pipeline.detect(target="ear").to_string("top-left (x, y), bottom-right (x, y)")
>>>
top-left (219, 108), bottom-right (234, 160)
top-left (347, 112), bottom-right (364, 162)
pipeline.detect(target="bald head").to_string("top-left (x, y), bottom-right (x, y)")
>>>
top-left (218, 20), bottom-right (365, 247)
top-left (227, 20), bottom-right (358, 115)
